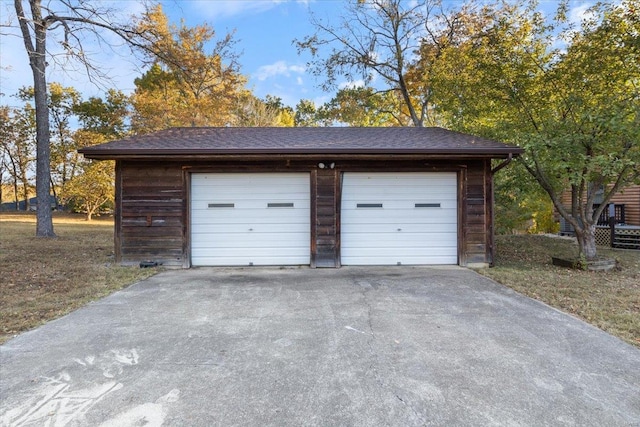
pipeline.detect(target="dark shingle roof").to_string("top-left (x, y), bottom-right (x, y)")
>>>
top-left (79, 127), bottom-right (522, 158)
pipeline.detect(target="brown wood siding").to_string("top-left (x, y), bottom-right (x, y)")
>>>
top-left (486, 160), bottom-right (495, 266)
top-left (114, 161), bottom-right (123, 263)
top-left (559, 184), bottom-right (640, 226)
top-left (312, 168), bottom-right (339, 267)
top-left (115, 157), bottom-right (493, 268)
top-left (464, 160), bottom-right (490, 265)
top-left (118, 161), bottom-right (185, 267)
top-left (613, 186), bottom-right (640, 225)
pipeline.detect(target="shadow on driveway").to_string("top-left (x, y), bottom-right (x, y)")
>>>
top-left (2, 266), bottom-right (639, 426)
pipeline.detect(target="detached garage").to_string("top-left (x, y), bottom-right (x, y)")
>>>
top-left (79, 127), bottom-right (522, 268)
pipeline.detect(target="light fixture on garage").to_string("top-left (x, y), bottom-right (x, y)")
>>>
top-left (318, 162), bottom-right (336, 169)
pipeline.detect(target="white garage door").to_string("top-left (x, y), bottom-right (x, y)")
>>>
top-left (341, 172), bottom-right (458, 265)
top-left (191, 173), bottom-right (310, 266)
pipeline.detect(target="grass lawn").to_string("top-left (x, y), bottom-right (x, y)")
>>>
top-left (481, 234), bottom-right (640, 347)
top-left (0, 212), bottom-right (157, 344)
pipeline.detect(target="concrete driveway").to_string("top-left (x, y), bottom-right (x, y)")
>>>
top-left (1, 266), bottom-right (639, 426)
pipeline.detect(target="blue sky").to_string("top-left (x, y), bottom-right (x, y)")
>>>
top-left (170, 0), bottom-right (344, 106)
top-left (0, 0), bottom-right (343, 109)
top-left (0, 0), bottom-right (593, 110)
top-left (159, 0), bottom-right (340, 107)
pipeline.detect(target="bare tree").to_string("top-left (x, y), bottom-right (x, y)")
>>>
top-left (296, 0), bottom-right (497, 128)
top-left (297, 0), bottom-right (440, 127)
top-left (12, 0), bottom-right (155, 236)
top-left (0, 105), bottom-right (36, 210)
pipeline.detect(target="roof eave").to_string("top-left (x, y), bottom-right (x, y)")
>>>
top-left (79, 148), bottom-right (524, 160)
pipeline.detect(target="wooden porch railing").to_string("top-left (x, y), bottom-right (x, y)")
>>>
top-left (594, 203), bottom-right (626, 225)
top-left (611, 226), bottom-right (640, 250)
top-left (564, 203), bottom-right (639, 250)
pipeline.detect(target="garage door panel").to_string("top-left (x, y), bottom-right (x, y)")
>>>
top-left (343, 187), bottom-right (456, 198)
top-left (192, 195), bottom-right (309, 204)
top-left (194, 174), bottom-right (307, 183)
top-left (342, 225), bottom-right (458, 234)
top-left (341, 220), bottom-right (456, 228)
top-left (193, 193), bottom-right (310, 202)
top-left (343, 179), bottom-right (454, 190)
top-left (340, 255), bottom-right (457, 266)
top-left (191, 223), bottom-right (310, 234)
top-left (341, 234), bottom-right (457, 248)
top-left (341, 172), bottom-right (457, 265)
top-left (192, 209), bottom-right (308, 217)
top-left (192, 254), bottom-right (309, 266)
top-left (193, 186), bottom-right (308, 198)
top-left (341, 208), bottom-right (456, 221)
top-left (193, 180), bottom-right (309, 190)
top-left (194, 175), bottom-right (307, 184)
top-left (192, 212), bottom-right (309, 225)
top-left (193, 205), bottom-right (309, 212)
top-left (192, 246), bottom-right (308, 255)
top-left (344, 175), bottom-right (454, 185)
top-left (342, 227), bottom-right (458, 237)
top-left (342, 246), bottom-right (456, 256)
top-left (340, 204), bottom-right (457, 212)
top-left (192, 233), bottom-right (310, 248)
top-left (192, 255), bottom-right (310, 266)
top-left (344, 197), bottom-right (455, 206)
top-left (191, 173), bottom-right (310, 266)
top-left (341, 212), bottom-right (456, 225)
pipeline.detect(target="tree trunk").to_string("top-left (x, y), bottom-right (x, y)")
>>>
top-left (10, 160), bottom-right (19, 210)
top-left (16, 0), bottom-right (55, 236)
top-left (50, 176), bottom-right (57, 208)
top-left (575, 224), bottom-right (598, 260)
top-left (34, 34), bottom-right (55, 235)
top-left (13, 179), bottom-right (19, 210)
top-left (22, 182), bottom-right (29, 211)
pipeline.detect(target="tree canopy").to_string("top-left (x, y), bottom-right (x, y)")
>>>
top-left (297, 0), bottom-right (434, 126)
top-left (2, 83), bottom-right (129, 218)
top-left (130, 5), bottom-right (246, 132)
top-left (428, 0), bottom-right (640, 258)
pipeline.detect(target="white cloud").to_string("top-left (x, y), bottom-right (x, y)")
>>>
top-left (289, 64), bottom-right (306, 74)
top-left (568, 3), bottom-right (597, 26)
top-left (313, 94), bottom-right (330, 107)
top-left (254, 60), bottom-right (306, 81)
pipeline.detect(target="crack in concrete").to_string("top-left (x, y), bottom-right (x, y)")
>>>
top-left (353, 278), bottom-right (429, 426)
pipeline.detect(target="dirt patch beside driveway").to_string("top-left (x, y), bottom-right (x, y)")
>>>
top-left (2, 266), bottom-right (639, 426)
